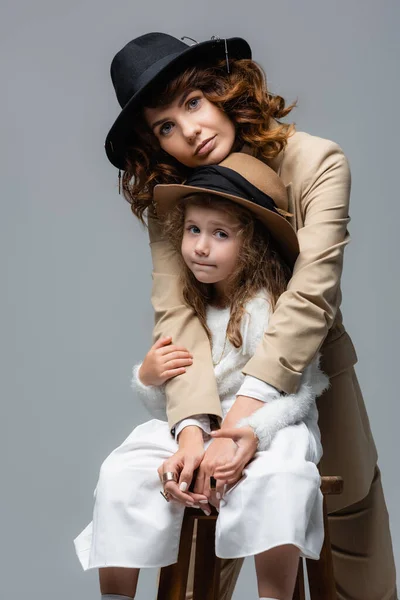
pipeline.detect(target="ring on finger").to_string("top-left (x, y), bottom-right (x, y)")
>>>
top-left (162, 471), bottom-right (178, 484)
top-left (160, 490), bottom-right (171, 502)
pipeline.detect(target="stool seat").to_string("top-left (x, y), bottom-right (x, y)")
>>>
top-left (157, 475), bottom-right (343, 600)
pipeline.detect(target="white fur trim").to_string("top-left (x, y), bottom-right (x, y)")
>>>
top-left (238, 355), bottom-right (329, 451)
top-left (131, 363), bottom-right (167, 421)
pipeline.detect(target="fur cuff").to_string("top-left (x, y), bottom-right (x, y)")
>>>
top-left (238, 358), bottom-right (329, 451)
top-left (131, 363), bottom-right (167, 420)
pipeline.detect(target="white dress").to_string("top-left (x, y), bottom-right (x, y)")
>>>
top-left (74, 292), bottom-right (327, 569)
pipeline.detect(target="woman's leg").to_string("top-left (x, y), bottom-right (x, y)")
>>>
top-left (328, 466), bottom-right (397, 600)
top-left (99, 567), bottom-right (140, 598)
top-left (254, 544), bottom-right (300, 600)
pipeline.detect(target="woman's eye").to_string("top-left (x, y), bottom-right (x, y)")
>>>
top-left (159, 122), bottom-right (173, 136)
top-left (215, 231), bottom-right (228, 239)
top-left (187, 97), bottom-right (200, 110)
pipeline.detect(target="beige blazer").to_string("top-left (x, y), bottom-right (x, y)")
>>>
top-left (147, 125), bottom-right (377, 509)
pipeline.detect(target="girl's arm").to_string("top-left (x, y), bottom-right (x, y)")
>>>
top-left (147, 208), bottom-right (222, 428)
top-left (243, 139), bottom-right (352, 393)
top-left (132, 337), bottom-right (203, 425)
top-left (133, 336), bottom-right (211, 508)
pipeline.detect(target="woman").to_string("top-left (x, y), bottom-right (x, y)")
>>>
top-left (103, 32), bottom-right (396, 600)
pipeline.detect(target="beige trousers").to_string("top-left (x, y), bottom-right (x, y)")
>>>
top-left (185, 467), bottom-right (397, 600)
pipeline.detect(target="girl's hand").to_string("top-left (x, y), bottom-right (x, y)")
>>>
top-left (158, 426), bottom-right (211, 513)
top-left (139, 336), bottom-right (193, 386)
top-left (193, 438), bottom-right (237, 506)
top-left (211, 426), bottom-right (258, 486)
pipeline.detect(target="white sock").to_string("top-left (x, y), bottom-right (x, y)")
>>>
top-left (101, 595), bottom-right (134, 600)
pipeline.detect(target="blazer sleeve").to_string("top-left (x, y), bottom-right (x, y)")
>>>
top-left (243, 140), bottom-right (351, 394)
top-left (147, 208), bottom-right (222, 429)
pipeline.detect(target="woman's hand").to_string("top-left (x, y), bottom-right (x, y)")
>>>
top-left (157, 426), bottom-right (211, 513)
top-left (194, 395), bottom-right (262, 503)
top-left (193, 438), bottom-right (238, 506)
top-left (211, 426), bottom-right (258, 486)
top-left (139, 336), bottom-right (193, 386)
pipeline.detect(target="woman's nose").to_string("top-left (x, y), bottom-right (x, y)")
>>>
top-left (182, 119), bottom-right (201, 142)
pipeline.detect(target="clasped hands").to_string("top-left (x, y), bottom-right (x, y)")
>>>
top-left (158, 423), bottom-right (258, 513)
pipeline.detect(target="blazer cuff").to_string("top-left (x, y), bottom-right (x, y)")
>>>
top-left (237, 375), bottom-right (280, 403)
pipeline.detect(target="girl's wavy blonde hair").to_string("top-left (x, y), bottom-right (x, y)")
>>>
top-left (122, 58), bottom-right (296, 222)
top-left (162, 194), bottom-right (291, 349)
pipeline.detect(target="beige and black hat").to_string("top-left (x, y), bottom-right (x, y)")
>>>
top-left (105, 33), bottom-right (251, 169)
top-left (153, 153), bottom-right (299, 267)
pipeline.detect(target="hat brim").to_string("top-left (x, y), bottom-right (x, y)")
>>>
top-left (153, 184), bottom-right (300, 268)
top-left (105, 37), bottom-right (251, 169)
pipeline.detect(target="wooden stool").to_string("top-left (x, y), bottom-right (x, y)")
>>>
top-left (293, 476), bottom-right (343, 600)
top-left (157, 475), bottom-right (343, 600)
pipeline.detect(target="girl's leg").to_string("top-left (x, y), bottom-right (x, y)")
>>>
top-left (99, 567), bottom-right (140, 598)
top-left (254, 545), bottom-right (300, 600)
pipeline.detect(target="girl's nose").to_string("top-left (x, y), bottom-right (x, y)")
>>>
top-left (195, 238), bottom-right (209, 256)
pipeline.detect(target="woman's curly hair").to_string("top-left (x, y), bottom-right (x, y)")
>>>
top-left (122, 58), bottom-right (296, 222)
top-left (162, 194), bottom-right (291, 349)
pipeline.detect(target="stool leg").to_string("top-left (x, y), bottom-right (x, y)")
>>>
top-left (157, 514), bottom-right (195, 600)
top-left (292, 558), bottom-right (306, 600)
top-left (306, 497), bottom-right (337, 600)
top-left (193, 517), bottom-right (220, 600)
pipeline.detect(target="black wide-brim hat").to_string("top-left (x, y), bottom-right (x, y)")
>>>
top-left (154, 153), bottom-right (300, 267)
top-left (105, 32), bottom-right (252, 170)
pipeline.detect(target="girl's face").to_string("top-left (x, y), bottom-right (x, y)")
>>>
top-left (144, 90), bottom-right (236, 168)
top-left (181, 204), bottom-right (242, 297)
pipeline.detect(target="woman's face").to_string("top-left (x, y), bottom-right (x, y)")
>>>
top-left (144, 90), bottom-right (236, 168)
top-left (181, 204), bottom-right (242, 297)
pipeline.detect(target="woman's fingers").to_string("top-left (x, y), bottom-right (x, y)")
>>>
top-left (164, 480), bottom-right (197, 505)
top-left (188, 491), bottom-right (210, 504)
top-left (214, 468), bottom-right (235, 480)
top-left (178, 459), bottom-right (198, 494)
top-left (214, 457), bottom-right (241, 476)
top-left (215, 479), bottom-right (225, 502)
top-left (214, 454), bottom-right (250, 479)
top-left (188, 492), bottom-right (212, 515)
top-left (210, 428), bottom-right (244, 443)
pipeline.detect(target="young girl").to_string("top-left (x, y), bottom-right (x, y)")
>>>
top-left (101, 32), bottom-right (396, 600)
top-left (74, 154), bottom-right (329, 600)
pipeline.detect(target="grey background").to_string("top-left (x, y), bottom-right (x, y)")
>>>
top-left (1, 1), bottom-right (399, 598)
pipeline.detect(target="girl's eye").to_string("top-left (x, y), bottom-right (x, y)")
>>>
top-left (159, 122), bottom-right (174, 136)
top-left (187, 97), bottom-right (201, 110)
top-left (188, 225), bottom-right (200, 234)
top-left (215, 231), bottom-right (228, 239)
